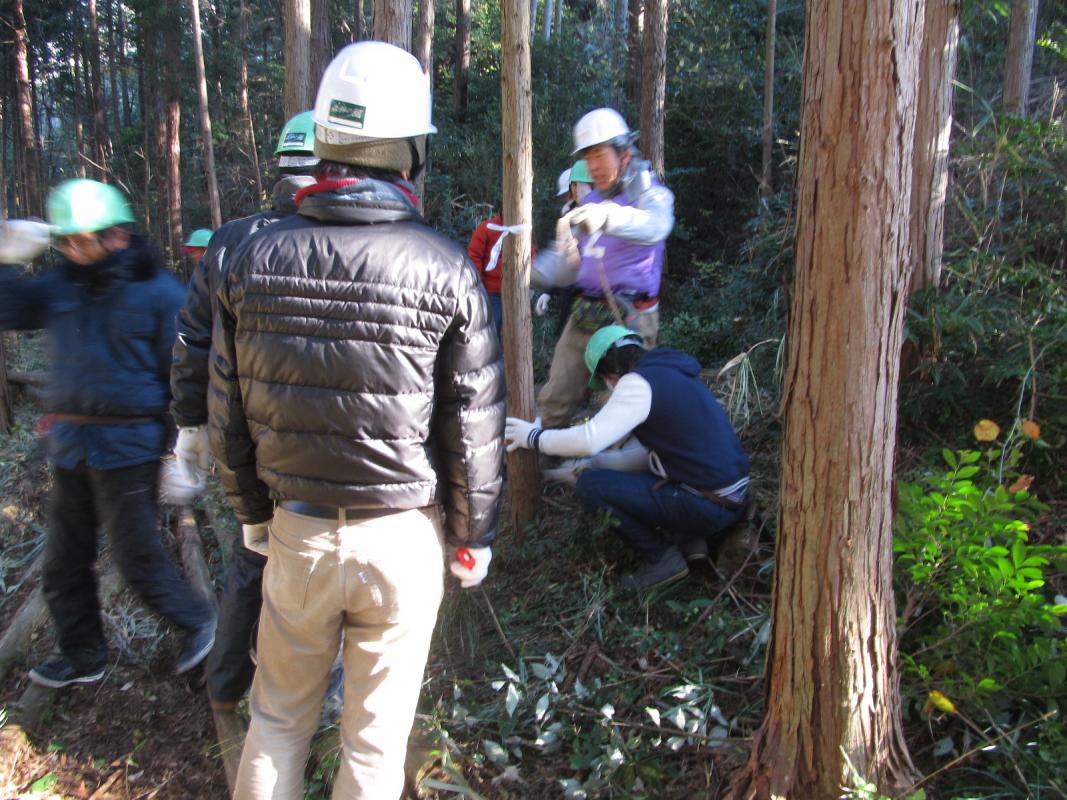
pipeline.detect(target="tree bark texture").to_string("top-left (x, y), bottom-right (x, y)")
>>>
top-left (12, 0), bottom-right (41, 217)
top-left (311, 0), bottom-right (332, 85)
top-left (541, 0), bottom-right (553, 40)
top-left (1002, 0), bottom-right (1038, 115)
top-left (373, 0), bottom-right (412, 50)
top-left (908, 0), bottom-right (959, 295)
top-left (191, 0), bottom-right (223, 229)
top-left (639, 0), bottom-right (667, 177)
top-left (415, 0), bottom-right (435, 73)
top-left (163, 12), bottom-right (184, 268)
top-left (284, 0), bottom-right (313, 119)
top-left (625, 0), bottom-right (643, 108)
top-left (354, 0), bottom-right (366, 40)
top-left (454, 0), bottom-right (471, 118)
top-left (729, 1), bottom-right (923, 797)
top-left (87, 0), bottom-right (112, 177)
top-left (500, 0), bottom-right (542, 532)
top-left (759, 0), bottom-right (777, 200)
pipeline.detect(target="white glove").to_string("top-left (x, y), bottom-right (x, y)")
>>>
top-left (504, 416), bottom-right (543, 453)
top-left (159, 456), bottom-right (205, 504)
top-left (242, 522), bottom-right (270, 556)
top-left (541, 457), bottom-right (593, 486)
top-left (534, 293), bottom-right (551, 316)
top-left (569, 204), bottom-right (611, 235)
top-left (174, 426), bottom-right (211, 484)
top-left (449, 546), bottom-right (492, 588)
top-left (0, 219), bottom-right (51, 264)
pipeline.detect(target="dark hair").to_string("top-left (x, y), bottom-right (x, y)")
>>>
top-left (314, 160), bottom-right (406, 184)
top-left (595, 342), bottom-right (645, 381)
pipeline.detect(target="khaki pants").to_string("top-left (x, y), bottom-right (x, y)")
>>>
top-left (538, 306), bottom-right (659, 429)
top-left (234, 506), bottom-right (445, 800)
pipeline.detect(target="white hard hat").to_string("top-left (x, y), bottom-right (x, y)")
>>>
top-left (313, 41), bottom-right (437, 146)
top-left (556, 168), bottom-right (572, 196)
top-left (572, 108), bottom-right (631, 155)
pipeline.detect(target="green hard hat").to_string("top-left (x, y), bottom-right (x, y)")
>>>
top-left (47, 179), bottom-right (135, 236)
top-left (570, 159), bottom-right (592, 184)
top-left (584, 325), bottom-right (644, 391)
top-left (275, 111), bottom-right (316, 156)
top-left (183, 228), bottom-right (213, 248)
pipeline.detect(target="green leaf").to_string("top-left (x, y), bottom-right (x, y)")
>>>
top-left (942, 449), bottom-right (958, 469)
top-left (30, 774), bottom-right (58, 792)
top-left (955, 466), bottom-right (980, 479)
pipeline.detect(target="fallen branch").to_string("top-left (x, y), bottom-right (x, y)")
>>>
top-left (0, 587), bottom-right (47, 684)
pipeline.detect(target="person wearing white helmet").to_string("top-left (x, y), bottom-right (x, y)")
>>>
top-left (215, 42), bottom-right (504, 800)
top-left (533, 107), bottom-right (675, 429)
top-left (168, 110), bottom-right (322, 714)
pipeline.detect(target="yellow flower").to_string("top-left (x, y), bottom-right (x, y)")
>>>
top-left (927, 690), bottom-right (957, 715)
top-left (1021, 420), bottom-right (1041, 440)
top-left (973, 419), bottom-right (1000, 442)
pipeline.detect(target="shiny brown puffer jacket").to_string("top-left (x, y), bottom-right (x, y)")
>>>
top-left (208, 179), bottom-right (504, 547)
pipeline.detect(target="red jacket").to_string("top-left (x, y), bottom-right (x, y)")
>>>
top-left (467, 216), bottom-right (535, 296)
top-left (467, 216), bottom-right (504, 295)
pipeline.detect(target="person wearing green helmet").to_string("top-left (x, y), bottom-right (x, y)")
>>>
top-left (168, 109), bottom-right (320, 713)
top-left (182, 228), bottom-right (214, 262)
top-left (504, 325), bottom-right (749, 592)
top-left (535, 159), bottom-right (598, 321)
top-left (0, 179), bottom-right (217, 687)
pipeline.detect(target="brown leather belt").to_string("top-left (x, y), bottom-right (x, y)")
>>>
top-left (652, 479), bottom-right (748, 512)
top-left (278, 500), bottom-right (394, 522)
top-left (51, 414), bottom-right (158, 424)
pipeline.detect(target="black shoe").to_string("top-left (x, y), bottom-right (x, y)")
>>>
top-left (28, 657), bottom-right (106, 689)
top-left (176, 618), bottom-right (217, 675)
top-left (618, 548), bottom-right (690, 592)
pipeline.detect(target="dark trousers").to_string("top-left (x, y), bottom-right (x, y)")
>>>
top-left (205, 540), bottom-right (266, 704)
top-left (575, 470), bottom-right (743, 564)
top-left (43, 460), bottom-right (215, 670)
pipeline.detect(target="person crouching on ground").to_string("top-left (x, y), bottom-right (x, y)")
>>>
top-left (505, 325), bottom-right (749, 591)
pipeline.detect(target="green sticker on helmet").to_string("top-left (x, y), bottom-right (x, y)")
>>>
top-left (328, 100), bottom-right (366, 129)
top-left (283, 132), bottom-right (306, 146)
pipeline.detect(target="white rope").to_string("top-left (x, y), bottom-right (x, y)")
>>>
top-left (484, 222), bottom-right (531, 273)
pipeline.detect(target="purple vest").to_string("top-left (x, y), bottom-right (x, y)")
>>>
top-left (575, 186), bottom-right (665, 298)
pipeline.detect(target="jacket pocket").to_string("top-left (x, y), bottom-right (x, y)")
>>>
top-left (263, 524), bottom-right (315, 611)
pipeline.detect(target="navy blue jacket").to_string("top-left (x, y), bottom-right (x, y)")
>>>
top-left (632, 348), bottom-right (750, 491)
top-left (0, 236), bottom-right (185, 468)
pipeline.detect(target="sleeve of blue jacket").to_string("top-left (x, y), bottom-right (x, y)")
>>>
top-left (171, 254), bottom-right (214, 426)
top-left (0, 266), bottom-right (53, 331)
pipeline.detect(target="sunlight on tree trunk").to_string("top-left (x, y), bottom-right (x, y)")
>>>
top-left (729, 1), bottom-right (924, 796)
top-left (12, 0), bottom-right (41, 217)
top-left (238, 0), bottom-right (263, 202)
top-left (639, 0), bottom-right (667, 177)
top-left (284, 0), bottom-right (313, 119)
top-left (190, 0), bottom-right (223, 229)
top-left (311, 0), bottom-right (332, 85)
top-left (909, 0), bottom-right (959, 295)
top-left (374, 0), bottom-right (412, 51)
top-left (500, 0), bottom-right (541, 533)
top-left (625, 0), bottom-right (644, 106)
top-left (1002, 0), bottom-right (1038, 115)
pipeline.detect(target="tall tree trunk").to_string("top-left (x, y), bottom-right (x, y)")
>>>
top-left (238, 0), bottom-right (263, 201)
top-left (454, 0), bottom-right (470, 118)
top-left (625, 0), bottom-right (644, 105)
top-left (1002, 0), bottom-right (1038, 115)
top-left (311, 0), bottom-right (332, 85)
top-left (354, 0), bottom-right (366, 40)
top-left (72, 59), bottom-right (88, 178)
top-left (284, 0), bottom-right (313, 118)
top-left (542, 0), bottom-right (553, 40)
top-left (162, 14), bottom-right (184, 268)
top-left (729, 1), bottom-right (923, 796)
top-left (12, 0), bottom-right (41, 217)
top-left (119, 0), bottom-right (132, 127)
top-left (107, 0), bottom-right (121, 139)
top-left (87, 0), bottom-right (112, 177)
top-left (373, 0), bottom-right (412, 50)
top-left (528, 0), bottom-right (537, 41)
top-left (500, 0), bottom-right (541, 532)
top-left (759, 0), bottom-right (777, 201)
top-left (553, 0), bottom-right (562, 38)
top-left (415, 0), bottom-right (434, 72)
top-left (639, 0), bottom-right (667, 177)
top-left (908, 0), bottom-right (959, 295)
top-left (190, 0), bottom-right (223, 229)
